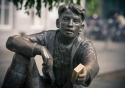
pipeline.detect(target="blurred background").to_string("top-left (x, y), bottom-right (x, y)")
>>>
top-left (0, 0), bottom-right (125, 88)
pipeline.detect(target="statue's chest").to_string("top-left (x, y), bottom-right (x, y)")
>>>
top-left (53, 42), bottom-right (71, 68)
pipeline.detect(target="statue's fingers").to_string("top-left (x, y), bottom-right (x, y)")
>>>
top-left (42, 58), bottom-right (48, 66)
top-left (79, 68), bottom-right (87, 77)
top-left (77, 78), bottom-right (85, 82)
top-left (79, 74), bottom-right (86, 77)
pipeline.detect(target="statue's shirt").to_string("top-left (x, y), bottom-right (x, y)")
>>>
top-left (53, 33), bottom-right (73, 87)
top-left (5, 30), bottom-right (99, 88)
top-left (18, 30), bottom-right (99, 87)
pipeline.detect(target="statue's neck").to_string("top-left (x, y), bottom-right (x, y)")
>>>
top-left (58, 32), bottom-right (76, 45)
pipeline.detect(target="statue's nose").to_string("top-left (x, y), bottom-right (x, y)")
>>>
top-left (68, 19), bottom-right (73, 27)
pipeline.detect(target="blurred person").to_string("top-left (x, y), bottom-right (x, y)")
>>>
top-left (114, 13), bottom-right (125, 29)
top-left (2, 3), bottom-right (99, 88)
top-left (114, 13), bottom-right (125, 41)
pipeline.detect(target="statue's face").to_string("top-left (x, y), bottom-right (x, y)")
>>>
top-left (59, 9), bottom-right (82, 38)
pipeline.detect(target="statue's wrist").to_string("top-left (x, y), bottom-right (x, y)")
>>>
top-left (33, 44), bottom-right (41, 56)
top-left (40, 46), bottom-right (46, 55)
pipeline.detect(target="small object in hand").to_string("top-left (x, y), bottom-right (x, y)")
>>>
top-left (71, 63), bottom-right (85, 84)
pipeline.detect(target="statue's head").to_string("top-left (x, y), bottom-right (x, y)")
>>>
top-left (56, 3), bottom-right (86, 39)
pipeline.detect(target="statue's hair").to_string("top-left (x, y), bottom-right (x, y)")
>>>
top-left (58, 3), bottom-right (86, 21)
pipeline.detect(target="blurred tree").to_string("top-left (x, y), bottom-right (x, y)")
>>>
top-left (86, 0), bottom-right (99, 17)
top-left (8, 0), bottom-right (98, 17)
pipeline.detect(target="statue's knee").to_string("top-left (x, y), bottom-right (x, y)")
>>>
top-left (12, 53), bottom-right (30, 65)
top-left (2, 54), bottom-right (28, 88)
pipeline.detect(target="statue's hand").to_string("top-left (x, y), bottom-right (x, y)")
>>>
top-left (41, 46), bottom-right (55, 86)
top-left (76, 68), bottom-right (87, 85)
top-left (41, 46), bottom-right (53, 66)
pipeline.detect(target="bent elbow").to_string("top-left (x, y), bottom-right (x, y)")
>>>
top-left (6, 35), bottom-right (18, 50)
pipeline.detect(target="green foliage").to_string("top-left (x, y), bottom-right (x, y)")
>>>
top-left (86, 0), bottom-right (99, 16)
top-left (8, 0), bottom-right (98, 17)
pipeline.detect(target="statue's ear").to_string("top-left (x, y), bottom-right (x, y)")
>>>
top-left (56, 19), bottom-right (60, 28)
top-left (79, 24), bottom-right (84, 32)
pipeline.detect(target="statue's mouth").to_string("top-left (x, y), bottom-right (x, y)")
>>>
top-left (65, 29), bottom-right (73, 34)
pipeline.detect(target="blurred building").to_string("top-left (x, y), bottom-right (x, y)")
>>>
top-left (0, 0), bottom-right (60, 48)
top-left (0, 0), bottom-right (59, 35)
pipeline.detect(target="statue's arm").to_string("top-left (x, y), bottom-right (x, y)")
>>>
top-left (6, 32), bottom-right (46, 58)
top-left (6, 32), bottom-right (55, 86)
top-left (80, 40), bottom-right (99, 87)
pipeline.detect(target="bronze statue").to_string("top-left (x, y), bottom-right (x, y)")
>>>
top-left (2, 3), bottom-right (99, 88)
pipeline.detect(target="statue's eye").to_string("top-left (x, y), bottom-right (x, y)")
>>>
top-left (63, 17), bottom-right (69, 22)
top-left (74, 19), bottom-right (80, 23)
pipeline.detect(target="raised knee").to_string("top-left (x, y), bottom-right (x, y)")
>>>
top-left (12, 53), bottom-right (30, 65)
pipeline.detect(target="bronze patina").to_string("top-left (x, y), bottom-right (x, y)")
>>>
top-left (2, 3), bottom-right (99, 88)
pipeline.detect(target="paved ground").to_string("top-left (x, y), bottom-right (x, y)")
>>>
top-left (0, 39), bottom-right (125, 88)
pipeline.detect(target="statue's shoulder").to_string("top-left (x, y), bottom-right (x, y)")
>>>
top-left (39, 29), bottom-right (58, 36)
top-left (83, 37), bottom-right (91, 42)
top-left (77, 35), bottom-right (90, 42)
top-left (78, 36), bottom-right (93, 46)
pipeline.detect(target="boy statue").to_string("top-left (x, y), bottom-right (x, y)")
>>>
top-left (2, 3), bottom-right (99, 88)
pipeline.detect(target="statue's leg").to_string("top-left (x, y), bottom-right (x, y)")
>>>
top-left (2, 53), bottom-right (47, 88)
top-left (24, 57), bottom-right (46, 88)
top-left (2, 53), bottom-right (28, 88)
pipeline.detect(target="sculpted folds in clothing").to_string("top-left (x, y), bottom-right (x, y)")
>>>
top-left (5, 30), bottom-right (99, 87)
